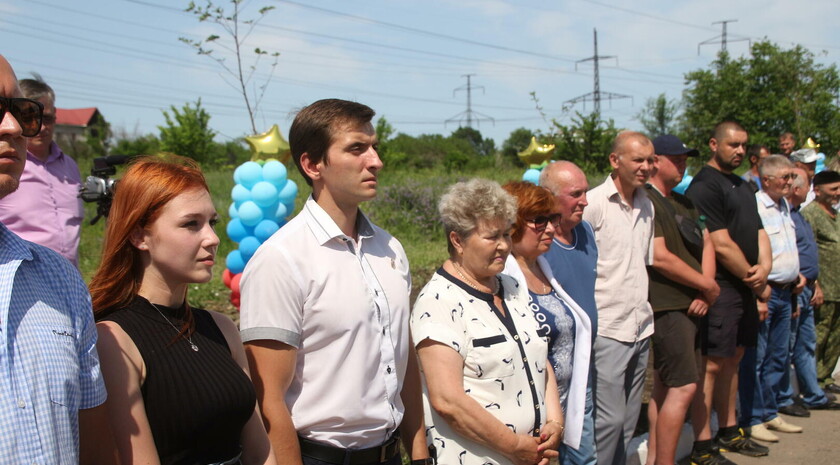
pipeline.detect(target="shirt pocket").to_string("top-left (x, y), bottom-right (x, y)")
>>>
top-left (37, 325), bottom-right (81, 409)
top-left (764, 224), bottom-right (781, 236)
top-left (466, 332), bottom-right (517, 379)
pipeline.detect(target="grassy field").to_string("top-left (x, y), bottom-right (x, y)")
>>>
top-left (76, 160), bottom-right (544, 320)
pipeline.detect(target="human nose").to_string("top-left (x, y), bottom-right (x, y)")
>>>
top-left (0, 106), bottom-right (23, 137)
top-left (368, 146), bottom-right (383, 172)
top-left (205, 224), bottom-right (220, 249)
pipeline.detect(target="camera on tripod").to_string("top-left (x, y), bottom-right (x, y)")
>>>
top-left (79, 155), bottom-right (129, 224)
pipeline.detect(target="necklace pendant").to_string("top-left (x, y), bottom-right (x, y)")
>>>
top-left (190, 343), bottom-right (199, 352)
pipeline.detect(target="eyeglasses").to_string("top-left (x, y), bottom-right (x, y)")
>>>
top-left (0, 97), bottom-right (44, 137)
top-left (767, 173), bottom-right (796, 181)
top-left (526, 213), bottom-right (562, 232)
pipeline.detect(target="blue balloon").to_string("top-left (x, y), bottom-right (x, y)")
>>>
top-left (226, 250), bottom-right (246, 274)
top-left (263, 160), bottom-right (287, 187)
top-left (274, 203), bottom-right (288, 222)
top-left (228, 202), bottom-right (239, 219)
top-left (278, 179), bottom-right (299, 204)
top-left (522, 168), bottom-right (541, 184)
top-left (226, 218), bottom-right (249, 243)
top-left (239, 236), bottom-right (262, 259)
top-left (231, 184), bottom-right (252, 207)
top-left (233, 164), bottom-right (244, 185)
top-left (251, 181), bottom-right (279, 207)
top-left (673, 174), bottom-right (693, 195)
top-left (238, 161), bottom-right (263, 189)
top-left (254, 219), bottom-right (280, 241)
top-left (238, 201), bottom-right (264, 226)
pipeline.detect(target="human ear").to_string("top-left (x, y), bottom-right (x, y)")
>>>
top-left (129, 226), bottom-right (148, 251)
top-left (299, 152), bottom-right (322, 182)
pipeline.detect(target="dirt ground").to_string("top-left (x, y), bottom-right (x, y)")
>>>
top-left (718, 410), bottom-right (840, 465)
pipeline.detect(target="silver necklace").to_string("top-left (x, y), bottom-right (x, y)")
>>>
top-left (149, 301), bottom-right (199, 352)
top-left (454, 262), bottom-right (499, 295)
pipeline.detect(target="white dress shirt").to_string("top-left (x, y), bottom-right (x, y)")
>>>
top-left (240, 196), bottom-right (412, 448)
top-left (582, 176), bottom-right (655, 343)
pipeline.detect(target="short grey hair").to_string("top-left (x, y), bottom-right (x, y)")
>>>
top-left (18, 72), bottom-right (55, 103)
top-left (758, 154), bottom-right (794, 178)
top-left (439, 178), bottom-right (517, 256)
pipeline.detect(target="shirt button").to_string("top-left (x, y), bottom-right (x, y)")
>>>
top-left (17, 399), bottom-right (25, 408)
top-left (513, 335), bottom-right (519, 340)
top-left (535, 404), bottom-right (540, 409)
top-left (530, 380), bottom-right (535, 385)
top-left (522, 357), bottom-right (528, 363)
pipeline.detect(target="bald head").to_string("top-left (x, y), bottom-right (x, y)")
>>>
top-left (540, 160), bottom-right (584, 195)
top-left (539, 160), bottom-right (589, 232)
top-left (611, 131), bottom-right (652, 156)
top-left (0, 55), bottom-right (27, 198)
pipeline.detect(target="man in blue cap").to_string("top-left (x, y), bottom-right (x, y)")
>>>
top-left (645, 134), bottom-right (720, 465)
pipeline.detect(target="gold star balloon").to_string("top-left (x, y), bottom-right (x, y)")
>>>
top-left (245, 124), bottom-right (291, 163)
top-left (518, 137), bottom-right (555, 167)
top-left (803, 137), bottom-right (820, 150)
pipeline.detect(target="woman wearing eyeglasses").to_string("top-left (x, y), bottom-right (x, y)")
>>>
top-left (501, 181), bottom-right (592, 463)
top-left (410, 178), bottom-right (563, 465)
top-left (89, 155), bottom-right (275, 465)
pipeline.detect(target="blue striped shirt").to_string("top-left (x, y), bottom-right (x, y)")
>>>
top-left (756, 191), bottom-right (800, 283)
top-left (0, 223), bottom-right (106, 464)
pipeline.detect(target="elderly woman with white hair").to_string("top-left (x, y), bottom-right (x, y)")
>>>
top-left (410, 178), bottom-right (563, 465)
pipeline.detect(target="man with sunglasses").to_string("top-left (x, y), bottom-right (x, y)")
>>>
top-left (0, 56), bottom-right (117, 463)
top-left (581, 131), bottom-right (656, 465)
top-left (644, 135), bottom-right (719, 465)
top-left (0, 74), bottom-right (84, 266)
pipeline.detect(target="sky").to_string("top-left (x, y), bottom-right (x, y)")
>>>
top-left (1, 0), bottom-right (838, 146)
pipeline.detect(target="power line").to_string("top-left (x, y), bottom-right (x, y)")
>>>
top-left (566, 29), bottom-right (632, 115)
top-left (698, 19), bottom-right (750, 55)
top-left (445, 74), bottom-right (494, 129)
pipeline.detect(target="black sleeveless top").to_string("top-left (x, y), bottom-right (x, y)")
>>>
top-left (101, 296), bottom-right (256, 464)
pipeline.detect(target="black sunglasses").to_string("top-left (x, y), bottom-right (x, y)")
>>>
top-left (527, 213), bottom-right (562, 231)
top-left (0, 97), bottom-right (44, 137)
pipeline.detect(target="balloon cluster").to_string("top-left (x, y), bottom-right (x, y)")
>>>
top-left (223, 159), bottom-right (298, 308)
top-left (518, 137), bottom-right (556, 184)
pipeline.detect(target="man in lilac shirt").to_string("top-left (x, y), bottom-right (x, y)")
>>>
top-left (0, 75), bottom-right (84, 266)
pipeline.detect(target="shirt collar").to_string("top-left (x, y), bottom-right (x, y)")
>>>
top-left (605, 174), bottom-right (647, 207)
top-left (302, 195), bottom-right (375, 246)
top-left (25, 142), bottom-right (63, 165)
top-left (757, 190), bottom-right (790, 212)
top-left (0, 223), bottom-right (35, 263)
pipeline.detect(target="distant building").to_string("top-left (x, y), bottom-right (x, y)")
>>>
top-left (55, 107), bottom-right (110, 158)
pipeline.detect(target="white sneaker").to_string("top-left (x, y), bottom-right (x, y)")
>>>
top-left (765, 415), bottom-right (803, 433)
top-left (750, 423), bottom-right (780, 442)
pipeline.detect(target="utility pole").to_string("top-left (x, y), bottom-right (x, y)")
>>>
top-left (445, 74), bottom-right (494, 128)
top-left (565, 28), bottom-right (631, 115)
top-left (698, 19), bottom-right (749, 55)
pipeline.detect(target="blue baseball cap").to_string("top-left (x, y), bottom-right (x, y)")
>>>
top-left (652, 134), bottom-right (699, 157)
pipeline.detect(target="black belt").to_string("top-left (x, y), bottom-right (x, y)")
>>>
top-left (768, 280), bottom-right (796, 290)
top-left (298, 434), bottom-right (400, 465)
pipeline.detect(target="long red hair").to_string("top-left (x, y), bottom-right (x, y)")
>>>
top-left (89, 154), bottom-right (210, 326)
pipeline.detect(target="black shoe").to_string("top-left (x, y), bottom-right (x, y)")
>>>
top-left (826, 392), bottom-right (837, 402)
top-left (690, 447), bottom-right (739, 465)
top-left (778, 403), bottom-right (811, 417)
top-left (808, 401), bottom-right (840, 410)
top-left (825, 383), bottom-right (840, 394)
top-left (715, 428), bottom-right (770, 457)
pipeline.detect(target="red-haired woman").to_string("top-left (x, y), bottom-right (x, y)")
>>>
top-left (501, 181), bottom-right (592, 462)
top-left (90, 155), bottom-right (275, 465)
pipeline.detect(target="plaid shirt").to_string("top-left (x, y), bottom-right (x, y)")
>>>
top-left (0, 224), bottom-right (106, 464)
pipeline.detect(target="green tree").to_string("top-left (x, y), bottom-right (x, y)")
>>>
top-left (501, 127), bottom-right (535, 167)
top-left (111, 133), bottom-right (161, 157)
top-left (450, 126), bottom-right (496, 158)
top-left (158, 99), bottom-right (216, 163)
top-left (636, 93), bottom-right (680, 138)
top-left (548, 112), bottom-right (620, 174)
top-left (181, 0), bottom-right (279, 134)
top-left (681, 41), bottom-right (840, 154)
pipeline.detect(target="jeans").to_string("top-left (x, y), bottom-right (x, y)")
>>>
top-left (744, 287), bottom-right (793, 424)
top-left (783, 285), bottom-right (830, 406)
top-left (561, 382), bottom-right (597, 465)
top-left (302, 454), bottom-right (402, 465)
